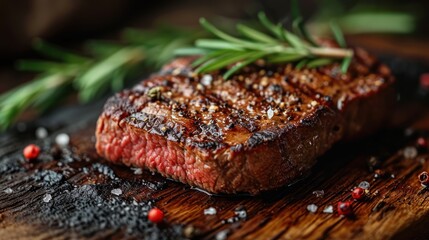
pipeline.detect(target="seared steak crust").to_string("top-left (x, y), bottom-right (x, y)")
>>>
top-left (96, 48), bottom-right (395, 194)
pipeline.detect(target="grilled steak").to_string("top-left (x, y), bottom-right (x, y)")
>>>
top-left (96, 48), bottom-right (395, 194)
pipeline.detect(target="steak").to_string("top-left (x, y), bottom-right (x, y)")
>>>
top-left (95, 48), bottom-right (395, 194)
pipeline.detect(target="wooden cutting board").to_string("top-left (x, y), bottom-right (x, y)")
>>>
top-left (1, 59), bottom-right (429, 240)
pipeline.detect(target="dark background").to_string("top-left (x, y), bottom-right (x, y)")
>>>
top-left (1, 0), bottom-right (428, 94)
top-left (0, 0), bottom-right (427, 57)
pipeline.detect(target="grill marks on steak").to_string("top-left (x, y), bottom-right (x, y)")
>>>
top-left (286, 48), bottom-right (395, 138)
top-left (96, 49), bottom-right (395, 194)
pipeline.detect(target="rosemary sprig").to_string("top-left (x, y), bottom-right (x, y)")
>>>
top-left (0, 27), bottom-right (196, 130)
top-left (2, 5), bottom-right (400, 131)
top-left (176, 12), bottom-right (353, 80)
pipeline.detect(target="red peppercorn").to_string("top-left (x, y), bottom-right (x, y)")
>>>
top-left (418, 171), bottom-right (429, 187)
top-left (420, 73), bottom-right (429, 89)
top-left (23, 144), bottom-right (40, 160)
top-left (417, 137), bottom-right (427, 149)
top-left (351, 187), bottom-right (365, 200)
top-left (337, 201), bottom-right (353, 216)
top-left (148, 208), bottom-right (164, 223)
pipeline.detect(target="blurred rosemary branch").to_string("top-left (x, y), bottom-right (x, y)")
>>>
top-left (0, 27), bottom-right (198, 131)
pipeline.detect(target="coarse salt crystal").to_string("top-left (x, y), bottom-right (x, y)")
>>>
top-left (267, 108), bottom-right (274, 119)
top-left (55, 133), bottom-right (70, 146)
top-left (208, 105), bottom-right (219, 113)
top-left (312, 190), bottom-right (324, 197)
top-left (201, 74), bottom-right (213, 86)
top-left (307, 204), bottom-right (318, 213)
top-left (358, 181), bottom-right (370, 190)
top-left (111, 188), bottom-right (123, 196)
top-left (36, 127), bottom-right (48, 139)
top-left (43, 193), bottom-right (52, 203)
top-left (323, 205), bottom-right (334, 214)
top-left (204, 207), bottom-right (217, 215)
top-left (234, 207), bottom-right (247, 219)
top-left (132, 168), bottom-right (143, 175)
top-left (4, 188), bottom-right (13, 194)
top-left (215, 230), bottom-right (229, 240)
top-left (403, 146), bottom-right (418, 159)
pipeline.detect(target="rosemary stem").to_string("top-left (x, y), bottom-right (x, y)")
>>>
top-left (308, 47), bottom-right (353, 58)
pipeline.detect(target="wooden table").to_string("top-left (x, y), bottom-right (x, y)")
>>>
top-left (1, 40), bottom-right (429, 240)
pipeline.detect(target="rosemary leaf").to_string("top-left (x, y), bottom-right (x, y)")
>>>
top-left (111, 69), bottom-right (127, 92)
top-left (306, 58), bottom-right (333, 68)
top-left (341, 56), bottom-right (352, 73)
top-left (223, 52), bottom-right (268, 80)
top-left (17, 60), bottom-right (70, 73)
top-left (174, 47), bottom-right (209, 56)
top-left (267, 53), bottom-right (306, 63)
top-left (291, 0), bottom-right (301, 21)
top-left (191, 50), bottom-right (231, 67)
top-left (75, 47), bottom-right (145, 102)
top-left (33, 39), bottom-right (89, 63)
top-left (86, 40), bottom-right (123, 57)
top-left (289, 0), bottom-right (316, 47)
top-left (295, 59), bottom-right (309, 70)
top-left (156, 38), bottom-right (190, 68)
top-left (195, 39), bottom-right (245, 51)
top-left (236, 24), bottom-right (278, 44)
top-left (0, 73), bottom-right (71, 130)
top-left (196, 51), bottom-right (258, 73)
top-left (257, 12), bottom-right (284, 40)
top-left (199, 18), bottom-right (251, 46)
top-left (33, 84), bottom-right (71, 112)
top-left (292, 17), bottom-right (319, 47)
top-left (280, 28), bottom-right (307, 49)
top-left (330, 21), bottom-right (347, 48)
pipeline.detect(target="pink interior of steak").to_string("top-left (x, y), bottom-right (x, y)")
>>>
top-left (96, 116), bottom-right (219, 191)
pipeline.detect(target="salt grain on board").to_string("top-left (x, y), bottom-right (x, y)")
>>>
top-left (201, 74), bottom-right (213, 86)
top-left (267, 108), bottom-right (274, 119)
top-left (4, 188), bottom-right (13, 194)
top-left (215, 230), bottom-right (229, 240)
top-left (234, 207), bottom-right (247, 219)
top-left (204, 207), bottom-right (217, 215)
top-left (312, 190), bottom-right (324, 197)
top-left (35, 127), bottom-right (48, 139)
top-left (111, 188), bottom-right (123, 196)
top-left (358, 181), bottom-right (370, 190)
top-left (307, 204), bottom-right (318, 213)
top-left (55, 133), bottom-right (70, 146)
top-left (323, 205), bottom-right (334, 214)
top-left (132, 168), bottom-right (143, 175)
top-left (403, 146), bottom-right (418, 159)
top-left (43, 193), bottom-right (52, 203)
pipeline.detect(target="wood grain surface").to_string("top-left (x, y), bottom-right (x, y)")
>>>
top-left (1, 58), bottom-right (429, 240)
